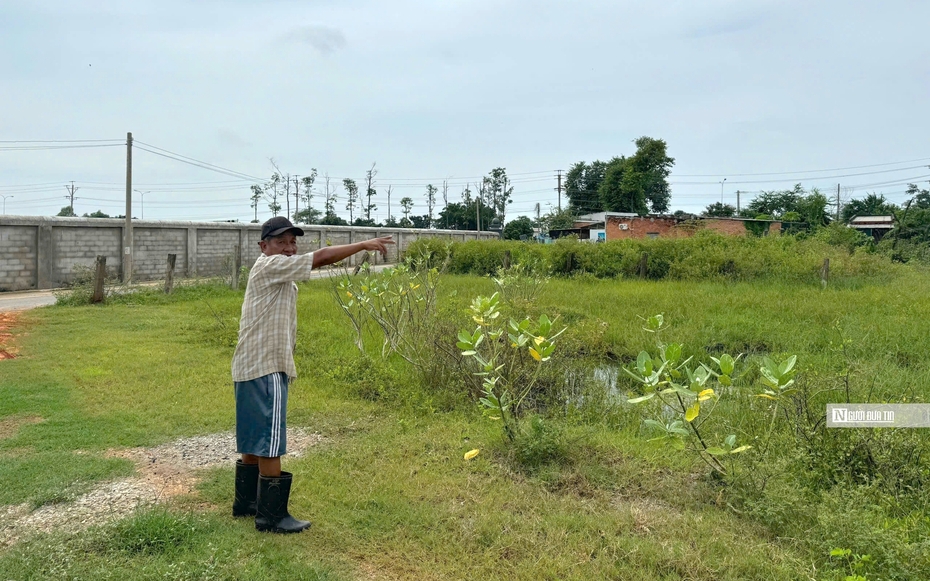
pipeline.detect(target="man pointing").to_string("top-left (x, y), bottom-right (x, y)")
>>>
top-left (231, 216), bottom-right (393, 533)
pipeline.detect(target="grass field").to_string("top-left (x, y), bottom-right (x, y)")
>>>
top-left (1, 267), bottom-right (928, 580)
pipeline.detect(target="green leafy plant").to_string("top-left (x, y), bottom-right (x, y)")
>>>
top-left (456, 292), bottom-right (565, 442)
top-left (624, 314), bottom-right (751, 475)
top-left (825, 547), bottom-right (873, 581)
top-left (332, 254), bottom-right (447, 365)
top-left (491, 261), bottom-right (548, 311)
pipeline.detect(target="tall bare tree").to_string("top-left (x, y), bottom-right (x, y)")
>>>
top-left (364, 163), bottom-right (378, 221)
top-left (344, 178), bottom-right (359, 223)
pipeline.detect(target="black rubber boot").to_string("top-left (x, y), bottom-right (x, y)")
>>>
top-left (232, 461), bottom-right (259, 517)
top-left (255, 471), bottom-right (312, 534)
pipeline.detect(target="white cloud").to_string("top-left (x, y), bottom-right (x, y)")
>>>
top-left (284, 25), bottom-right (347, 55)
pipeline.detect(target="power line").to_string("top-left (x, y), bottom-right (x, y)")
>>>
top-left (0, 144), bottom-right (123, 151)
top-left (133, 140), bottom-right (264, 181)
top-left (0, 139), bottom-right (123, 144)
top-left (671, 156), bottom-right (930, 178)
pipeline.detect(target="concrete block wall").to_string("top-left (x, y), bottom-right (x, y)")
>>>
top-left (0, 215), bottom-right (495, 292)
top-left (0, 225), bottom-right (38, 291)
top-left (134, 228), bottom-right (188, 280)
top-left (196, 229), bottom-right (241, 277)
top-left (52, 226), bottom-right (122, 283)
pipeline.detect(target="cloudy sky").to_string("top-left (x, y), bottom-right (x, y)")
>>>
top-left (2, 0), bottom-right (929, 222)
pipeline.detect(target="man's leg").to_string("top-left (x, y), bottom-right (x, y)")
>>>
top-left (241, 454), bottom-right (281, 477)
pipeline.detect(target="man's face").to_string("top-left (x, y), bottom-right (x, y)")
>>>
top-left (259, 232), bottom-right (298, 256)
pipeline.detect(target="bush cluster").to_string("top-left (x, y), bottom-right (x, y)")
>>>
top-left (405, 231), bottom-right (903, 283)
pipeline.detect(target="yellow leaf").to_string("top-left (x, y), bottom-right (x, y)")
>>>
top-left (698, 388), bottom-right (714, 398)
top-left (685, 402), bottom-right (700, 422)
top-left (464, 449), bottom-right (480, 460)
top-left (534, 336), bottom-right (545, 346)
top-left (528, 348), bottom-right (542, 361)
top-left (755, 394), bottom-right (777, 400)
top-left (346, 291), bottom-right (353, 298)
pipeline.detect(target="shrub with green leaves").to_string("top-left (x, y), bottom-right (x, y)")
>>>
top-left (406, 232), bottom-right (904, 283)
top-left (456, 292), bottom-right (564, 442)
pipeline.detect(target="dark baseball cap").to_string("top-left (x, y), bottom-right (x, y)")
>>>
top-left (261, 216), bottom-right (305, 240)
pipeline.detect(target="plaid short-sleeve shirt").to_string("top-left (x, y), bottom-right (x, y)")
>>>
top-left (231, 252), bottom-right (315, 382)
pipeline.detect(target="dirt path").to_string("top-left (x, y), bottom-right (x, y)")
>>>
top-left (0, 428), bottom-right (326, 547)
top-left (0, 312), bottom-right (21, 360)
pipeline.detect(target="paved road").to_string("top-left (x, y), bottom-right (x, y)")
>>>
top-left (0, 289), bottom-right (57, 312)
top-left (0, 263), bottom-right (393, 313)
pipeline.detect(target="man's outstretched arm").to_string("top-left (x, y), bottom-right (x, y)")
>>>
top-left (312, 236), bottom-right (395, 269)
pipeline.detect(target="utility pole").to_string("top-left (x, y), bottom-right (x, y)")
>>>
top-left (64, 181), bottom-right (79, 214)
top-left (0, 194), bottom-right (12, 215)
top-left (736, 190), bottom-right (740, 215)
top-left (293, 175), bottom-right (300, 222)
top-left (836, 183), bottom-right (841, 222)
top-left (476, 183), bottom-right (481, 232)
top-left (285, 175), bottom-right (291, 219)
top-left (556, 170), bottom-right (562, 211)
top-left (386, 185), bottom-right (392, 223)
top-left (720, 178), bottom-right (727, 203)
top-left (124, 132), bottom-right (133, 284)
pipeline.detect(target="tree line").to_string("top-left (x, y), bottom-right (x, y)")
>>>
top-left (249, 163), bottom-right (517, 232)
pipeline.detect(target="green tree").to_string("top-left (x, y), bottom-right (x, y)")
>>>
top-left (364, 163), bottom-right (377, 221)
top-left (907, 183), bottom-right (930, 209)
top-left (322, 173), bottom-right (338, 220)
top-left (573, 136), bottom-right (675, 216)
top-left (56, 206), bottom-right (76, 217)
top-left (742, 184), bottom-right (830, 228)
top-left (599, 156), bottom-right (648, 215)
top-left (743, 185), bottom-right (803, 219)
top-left (293, 207), bottom-right (322, 224)
top-left (503, 216), bottom-right (534, 240)
top-left (297, 169), bottom-right (318, 224)
top-left (795, 188), bottom-right (830, 227)
top-left (410, 215), bottom-right (430, 229)
top-left (400, 197), bottom-right (414, 221)
top-left (264, 172), bottom-right (283, 217)
top-left (343, 178), bottom-right (359, 223)
top-left (437, 201), bottom-right (495, 231)
top-left (703, 202), bottom-right (736, 217)
top-left (841, 193), bottom-right (898, 222)
top-left (540, 207), bottom-right (576, 232)
top-left (82, 210), bottom-right (110, 218)
top-left (626, 136), bottom-right (674, 213)
top-left (482, 168), bottom-right (513, 222)
top-left (565, 160), bottom-right (607, 214)
top-left (319, 213), bottom-right (348, 226)
top-left (425, 184), bottom-right (437, 228)
top-left (250, 184), bottom-right (263, 223)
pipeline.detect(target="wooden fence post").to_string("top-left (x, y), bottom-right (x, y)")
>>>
top-left (353, 251), bottom-right (371, 275)
top-left (91, 255), bottom-right (106, 303)
top-left (638, 252), bottom-right (649, 278)
top-left (502, 250), bottom-right (511, 270)
top-left (231, 245), bottom-right (241, 290)
top-left (165, 254), bottom-right (176, 294)
top-left (821, 257), bottom-right (830, 288)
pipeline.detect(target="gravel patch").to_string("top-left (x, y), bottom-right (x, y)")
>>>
top-left (0, 427), bottom-right (326, 547)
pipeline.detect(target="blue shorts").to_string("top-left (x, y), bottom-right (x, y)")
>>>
top-left (234, 372), bottom-right (288, 457)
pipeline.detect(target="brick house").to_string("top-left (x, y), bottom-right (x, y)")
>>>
top-left (564, 212), bottom-right (783, 241)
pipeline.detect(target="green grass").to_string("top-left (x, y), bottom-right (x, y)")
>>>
top-left (1, 271), bottom-right (929, 579)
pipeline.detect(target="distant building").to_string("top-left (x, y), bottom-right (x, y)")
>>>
top-left (848, 215), bottom-right (894, 241)
top-left (552, 213), bottom-right (783, 241)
